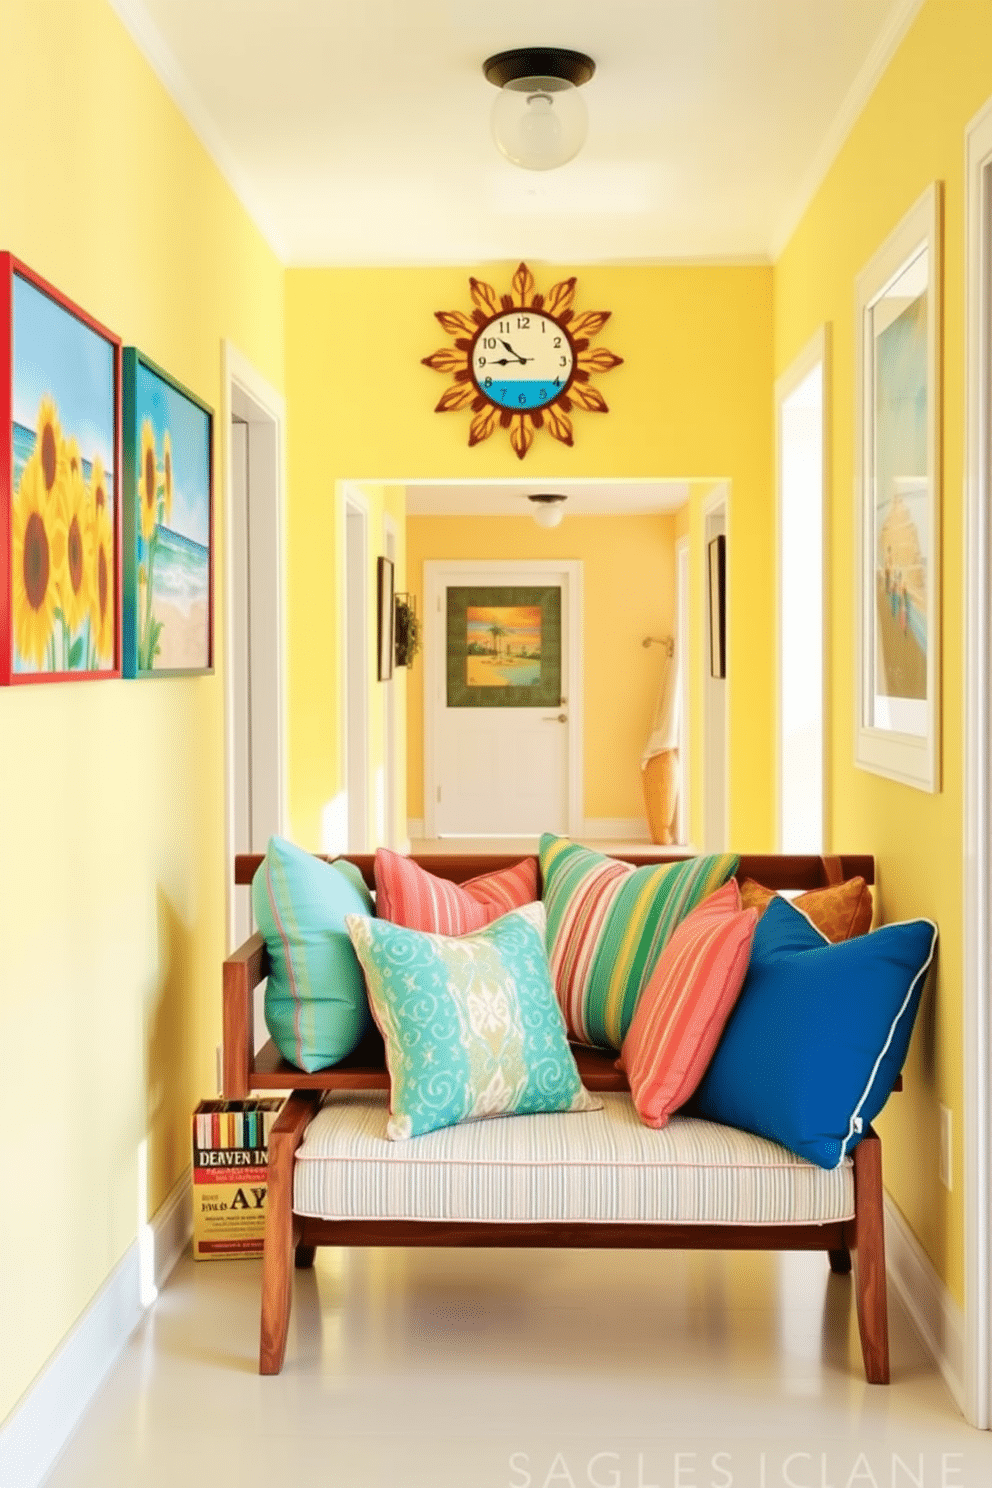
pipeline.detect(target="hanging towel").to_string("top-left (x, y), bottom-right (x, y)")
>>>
top-left (641, 641), bottom-right (680, 768)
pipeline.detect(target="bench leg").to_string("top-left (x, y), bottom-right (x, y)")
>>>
top-left (851, 1128), bottom-right (889, 1384)
top-left (295, 1243), bottom-right (316, 1269)
top-left (259, 1092), bottom-right (320, 1376)
top-left (828, 1247), bottom-right (852, 1274)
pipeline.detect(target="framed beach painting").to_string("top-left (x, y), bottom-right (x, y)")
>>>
top-left (854, 183), bottom-right (942, 792)
top-left (122, 349), bottom-right (213, 677)
top-left (446, 585), bottom-right (561, 708)
top-left (0, 254), bottom-right (121, 685)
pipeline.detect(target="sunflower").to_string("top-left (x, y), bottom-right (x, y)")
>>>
top-left (35, 394), bottom-right (66, 506)
top-left (139, 419), bottom-right (158, 542)
top-left (58, 464), bottom-right (92, 635)
top-left (64, 435), bottom-right (83, 484)
top-left (11, 455), bottom-right (60, 668)
top-left (90, 453), bottom-right (108, 515)
top-left (91, 505), bottom-right (115, 665)
top-left (162, 429), bottom-right (173, 527)
top-left (422, 262), bottom-right (623, 460)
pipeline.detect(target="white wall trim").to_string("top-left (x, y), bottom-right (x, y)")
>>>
top-left (106, 1), bottom-right (285, 259)
top-left (0, 1172), bottom-right (192, 1488)
top-left (770, 0), bottom-right (928, 257)
top-left (341, 484), bottom-right (371, 852)
top-left (222, 342), bottom-right (288, 954)
top-left (701, 485), bottom-right (730, 849)
top-left (884, 1193), bottom-right (966, 1416)
top-left (963, 92), bottom-right (992, 1431)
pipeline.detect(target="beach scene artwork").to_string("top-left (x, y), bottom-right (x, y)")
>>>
top-left (465, 605), bottom-right (542, 687)
top-left (133, 360), bottom-right (211, 673)
top-left (9, 271), bottom-right (117, 676)
top-left (872, 254), bottom-right (928, 726)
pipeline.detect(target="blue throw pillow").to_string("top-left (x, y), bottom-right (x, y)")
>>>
top-left (252, 836), bottom-right (374, 1073)
top-left (692, 896), bottom-right (937, 1168)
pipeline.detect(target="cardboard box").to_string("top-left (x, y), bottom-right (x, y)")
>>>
top-left (192, 1098), bottom-right (282, 1260)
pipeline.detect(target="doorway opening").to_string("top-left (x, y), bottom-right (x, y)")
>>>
top-left (343, 487), bottom-right (370, 852)
top-left (776, 328), bottom-right (827, 853)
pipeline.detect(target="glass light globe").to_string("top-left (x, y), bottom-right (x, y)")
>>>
top-left (491, 75), bottom-right (588, 170)
top-left (529, 496), bottom-right (567, 528)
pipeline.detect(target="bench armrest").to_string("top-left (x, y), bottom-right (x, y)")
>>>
top-left (223, 931), bottom-right (269, 1098)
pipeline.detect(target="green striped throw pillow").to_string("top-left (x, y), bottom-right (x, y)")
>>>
top-left (539, 835), bottom-right (739, 1051)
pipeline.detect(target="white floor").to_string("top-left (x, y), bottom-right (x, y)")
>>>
top-left (42, 1243), bottom-right (992, 1488)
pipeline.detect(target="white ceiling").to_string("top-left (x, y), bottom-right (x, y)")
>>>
top-left (110, 0), bottom-right (922, 266)
top-left (403, 480), bottom-right (690, 517)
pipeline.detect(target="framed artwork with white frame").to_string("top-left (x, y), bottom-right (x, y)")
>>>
top-left (854, 182), bottom-right (942, 792)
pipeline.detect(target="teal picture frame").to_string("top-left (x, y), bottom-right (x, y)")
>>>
top-left (446, 585), bottom-right (561, 708)
top-left (122, 349), bottom-right (213, 678)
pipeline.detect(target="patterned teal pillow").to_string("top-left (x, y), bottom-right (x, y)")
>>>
top-left (345, 902), bottom-right (601, 1140)
top-left (252, 836), bottom-right (374, 1073)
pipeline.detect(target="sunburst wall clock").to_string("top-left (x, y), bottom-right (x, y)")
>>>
top-left (422, 262), bottom-right (622, 460)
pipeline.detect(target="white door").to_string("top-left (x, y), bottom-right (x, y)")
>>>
top-left (424, 560), bottom-right (583, 838)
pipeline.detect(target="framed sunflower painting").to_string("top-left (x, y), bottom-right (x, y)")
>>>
top-left (0, 253), bottom-right (122, 685)
top-left (122, 350), bottom-right (213, 677)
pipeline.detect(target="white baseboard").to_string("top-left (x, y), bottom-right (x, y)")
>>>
top-left (582, 817), bottom-right (651, 841)
top-left (0, 1171), bottom-right (192, 1488)
top-left (884, 1193), bottom-right (966, 1413)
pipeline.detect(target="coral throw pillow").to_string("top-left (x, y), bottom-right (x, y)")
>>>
top-left (739, 876), bottom-right (873, 942)
top-left (374, 848), bottom-right (538, 934)
top-left (618, 881), bottom-right (759, 1128)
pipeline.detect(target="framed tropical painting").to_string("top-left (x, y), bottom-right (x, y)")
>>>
top-left (122, 349), bottom-right (213, 677)
top-left (0, 253), bottom-right (122, 685)
top-left (854, 183), bottom-right (942, 792)
top-left (445, 585), bottom-right (562, 707)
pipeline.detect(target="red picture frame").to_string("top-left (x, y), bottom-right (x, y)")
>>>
top-left (0, 253), bottom-right (122, 684)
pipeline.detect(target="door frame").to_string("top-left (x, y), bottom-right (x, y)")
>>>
top-left (675, 535), bottom-right (690, 845)
top-left (381, 512), bottom-right (398, 848)
top-left (701, 485), bottom-right (730, 850)
top-left (423, 558), bottom-right (584, 839)
top-left (964, 94), bottom-right (992, 1430)
top-left (774, 324), bottom-right (829, 853)
top-left (222, 341), bottom-right (287, 955)
top-left (341, 484), bottom-right (370, 852)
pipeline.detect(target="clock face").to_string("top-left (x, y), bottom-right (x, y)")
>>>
top-left (471, 311), bottom-right (575, 410)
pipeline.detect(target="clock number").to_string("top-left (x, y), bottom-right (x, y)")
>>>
top-left (559, 356), bottom-right (568, 366)
top-left (539, 388), bottom-right (548, 401)
top-left (477, 356), bottom-right (486, 367)
top-left (516, 316), bottom-right (530, 330)
top-left (484, 376), bottom-right (493, 388)
top-left (498, 385), bottom-right (508, 402)
top-left (554, 336), bottom-right (562, 348)
top-left (497, 320), bottom-right (510, 333)
top-left (482, 337), bottom-right (497, 349)
top-left (553, 377), bottom-right (562, 387)
top-left (518, 393), bottom-right (527, 405)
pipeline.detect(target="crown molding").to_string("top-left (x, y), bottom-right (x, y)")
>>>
top-left (106, 0), bottom-right (287, 261)
top-left (770, 0), bottom-right (928, 260)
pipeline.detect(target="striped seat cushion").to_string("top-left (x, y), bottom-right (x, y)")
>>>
top-left (293, 1091), bottom-right (854, 1227)
top-left (374, 847), bottom-right (538, 934)
top-left (539, 835), bottom-right (739, 1050)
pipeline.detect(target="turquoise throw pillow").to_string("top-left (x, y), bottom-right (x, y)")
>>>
top-left (252, 836), bottom-right (374, 1073)
top-left (345, 902), bottom-right (602, 1140)
top-left (692, 896), bottom-right (938, 1167)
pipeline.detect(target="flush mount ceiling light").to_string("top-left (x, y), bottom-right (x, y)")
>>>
top-left (483, 47), bottom-right (595, 171)
top-left (527, 492), bottom-right (568, 528)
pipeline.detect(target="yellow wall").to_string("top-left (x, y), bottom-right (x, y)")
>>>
top-left (405, 514), bottom-right (677, 825)
top-left (774, 0), bottom-right (992, 1305)
top-left (0, 0), bottom-right (284, 1423)
top-left (285, 264), bottom-right (775, 850)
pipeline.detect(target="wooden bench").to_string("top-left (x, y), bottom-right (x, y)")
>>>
top-left (224, 851), bottom-right (890, 1381)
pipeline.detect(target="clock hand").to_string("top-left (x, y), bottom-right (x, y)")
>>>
top-left (498, 339), bottom-right (532, 364)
